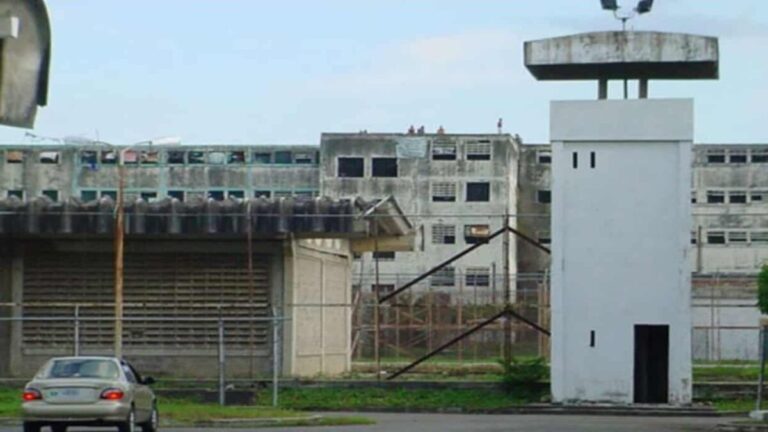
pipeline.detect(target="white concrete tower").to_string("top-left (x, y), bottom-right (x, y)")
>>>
top-left (525, 31), bottom-right (719, 404)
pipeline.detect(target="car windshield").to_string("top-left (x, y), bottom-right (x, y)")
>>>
top-left (45, 359), bottom-right (120, 379)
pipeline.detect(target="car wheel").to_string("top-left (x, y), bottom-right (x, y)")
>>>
top-left (22, 422), bottom-right (41, 432)
top-left (118, 407), bottom-right (137, 432)
top-left (140, 403), bottom-right (160, 432)
top-left (51, 425), bottom-right (67, 432)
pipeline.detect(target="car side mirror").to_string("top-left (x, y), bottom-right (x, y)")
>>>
top-left (142, 377), bottom-right (156, 385)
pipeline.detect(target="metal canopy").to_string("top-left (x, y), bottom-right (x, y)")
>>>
top-left (524, 31), bottom-right (719, 81)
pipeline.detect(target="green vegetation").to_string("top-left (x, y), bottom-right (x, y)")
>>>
top-left (693, 365), bottom-right (760, 382)
top-left (760, 265), bottom-right (768, 315)
top-left (0, 387), bottom-right (21, 418)
top-left (497, 357), bottom-right (549, 396)
top-left (711, 399), bottom-right (756, 413)
top-left (260, 387), bottom-right (540, 411)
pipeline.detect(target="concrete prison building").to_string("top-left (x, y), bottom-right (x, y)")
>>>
top-left (0, 138), bottom-right (767, 361)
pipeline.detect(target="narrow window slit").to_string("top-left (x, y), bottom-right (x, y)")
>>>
top-left (590, 152), bottom-right (596, 168)
top-left (590, 330), bottom-right (596, 347)
top-left (572, 152), bottom-right (578, 169)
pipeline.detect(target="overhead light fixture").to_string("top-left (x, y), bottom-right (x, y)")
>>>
top-left (600, 0), bottom-right (619, 11)
top-left (635, 0), bottom-right (654, 14)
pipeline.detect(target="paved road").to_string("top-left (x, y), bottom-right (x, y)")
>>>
top-left (1, 413), bottom-right (734, 432)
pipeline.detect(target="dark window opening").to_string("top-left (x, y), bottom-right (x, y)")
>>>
top-left (432, 183), bottom-right (456, 202)
top-left (466, 142), bottom-right (491, 161)
top-left (81, 151), bottom-right (98, 165)
top-left (188, 152), bottom-right (205, 164)
top-left (753, 151), bottom-right (768, 163)
top-left (274, 151), bottom-right (293, 164)
top-left (538, 232), bottom-right (551, 245)
top-left (465, 268), bottom-right (490, 287)
top-left (729, 192), bottom-right (747, 204)
top-left (140, 192), bottom-right (157, 202)
top-left (353, 253), bottom-right (362, 260)
top-left (590, 330), bottom-right (596, 348)
top-left (167, 151), bottom-right (185, 164)
top-left (431, 267), bottom-right (455, 287)
top-left (432, 224), bottom-right (456, 244)
top-left (294, 152), bottom-right (313, 164)
top-left (254, 190), bottom-right (272, 198)
top-left (373, 251), bottom-right (395, 261)
top-left (338, 157), bottom-right (364, 178)
top-left (432, 143), bottom-right (457, 160)
top-left (572, 152), bottom-right (578, 169)
top-left (729, 152), bottom-right (747, 163)
top-left (706, 191), bottom-right (725, 204)
top-left (228, 151), bottom-right (246, 164)
top-left (706, 152), bottom-right (725, 164)
top-left (537, 190), bottom-right (551, 204)
top-left (466, 182), bottom-right (490, 202)
top-left (691, 192), bottom-right (697, 204)
top-left (208, 191), bottom-right (225, 201)
top-left (707, 231), bottom-right (726, 244)
top-left (228, 190), bottom-right (245, 199)
top-left (168, 190), bottom-right (185, 201)
top-left (41, 190), bottom-right (59, 202)
top-left (253, 152), bottom-right (272, 164)
top-left (81, 190), bottom-right (98, 202)
top-left (372, 158), bottom-right (398, 177)
top-left (101, 150), bottom-right (118, 164)
top-left (590, 151), bottom-right (596, 168)
top-left (538, 151), bottom-right (552, 164)
top-left (7, 190), bottom-right (24, 199)
top-left (101, 190), bottom-right (117, 200)
top-left (464, 224), bottom-right (491, 244)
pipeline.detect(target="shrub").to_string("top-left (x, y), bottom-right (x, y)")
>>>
top-left (497, 356), bottom-right (548, 397)
top-left (759, 265), bottom-right (768, 315)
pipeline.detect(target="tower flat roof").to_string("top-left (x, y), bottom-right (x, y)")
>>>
top-left (524, 31), bottom-right (718, 81)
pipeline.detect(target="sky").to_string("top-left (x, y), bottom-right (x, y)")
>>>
top-left (3, 0), bottom-right (767, 145)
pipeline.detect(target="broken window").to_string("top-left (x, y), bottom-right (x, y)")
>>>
top-left (208, 191), bottom-right (225, 201)
top-left (537, 150), bottom-right (552, 164)
top-left (294, 152), bottom-right (313, 164)
top-left (140, 151), bottom-right (159, 164)
top-left (464, 224), bottom-right (491, 244)
top-left (432, 182), bottom-right (456, 202)
top-left (466, 141), bottom-right (491, 161)
top-left (729, 150), bottom-right (748, 164)
top-left (167, 190), bottom-right (185, 201)
top-left (432, 224), bottom-right (456, 244)
top-left (228, 151), bottom-right (246, 164)
top-left (538, 230), bottom-right (551, 245)
top-left (42, 190), bottom-right (59, 201)
top-left (253, 152), bottom-right (272, 164)
top-left (466, 182), bottom-right (490, 202)
top-left (101, 150), bottom-right (118, 164)
top-left (537, 190), bottom-right (551, 204)
top-left (100, 190), bottom-right (117, 200)
top-left (728, 231), bottom-right (748, 243)
top-left (274, 151), bottom-right (293, 164)
top-left (465, 267), bottom-right (490, 287)
top-left (432, 142), bottom-right (457, 160)
top-left (752, 149), bottom-right (768, 163)
top-left (7, 190), bottom-right (24, 199)
top-left (208, 151), bottom-right (226, 165)
top-left (338, 157), bottom-right (364, 178)
top-left (6, 150), bottom-right (24, 163)
top-left (706, 231), bottom-right (726, 245)
top-left (228, 190), bottom-right (245, 199)
top-left (80, 150), bottom-right (98, 165)
top-left (706, 150), bottom-right (725, 164)
top-left (752, 232), bottom-right (768, 244)
top-left (254, 190), bottom-right (272, 198)
top-left (706, 190), bottom-right (725, 204)
top-left (430, 266), bottom-right (455, 287)
top-left (122, 150), bottom-right (139, 165)
top-left (372, 158), bottom-right (398, 177)
top-left (166, 151), bottom-right (185, 164)
top-left (729, 191), bottom-right (747, 204)
top-left (373, 251), bottom-right (395, 261)
top-left (751, 191), bottom-right (768, 203)
top-left (81, 190), bottom-right (98, 202)
top-left (140, 192), bottom-right (158, 202)
top-left (188, 151), bottom-right (205, 164)
top-left (39, 151), bottom-right (60, 164)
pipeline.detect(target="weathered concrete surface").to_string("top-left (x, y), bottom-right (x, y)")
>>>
top-left (525, 31), bottom-right (718, 80)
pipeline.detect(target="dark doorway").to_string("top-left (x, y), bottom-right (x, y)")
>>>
top-left (634, 325), bottom-right (669, 403)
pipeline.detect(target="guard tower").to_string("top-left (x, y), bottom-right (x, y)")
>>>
top-left (524, 30), bottom-right (719, 404)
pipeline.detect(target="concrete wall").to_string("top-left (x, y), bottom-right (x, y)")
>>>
top-left (550, 99), bottom-right (693, 404)
top-left (320, 133), bottom-right (519, 298)
top-left (284, 238), bottom-right (352, 376)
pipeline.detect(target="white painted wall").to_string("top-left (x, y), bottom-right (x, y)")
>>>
top-left (550, 99), bottom-right (693, 404)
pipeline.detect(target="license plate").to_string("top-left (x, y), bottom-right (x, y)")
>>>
top-left (46, 388), bottom-right (86, 401)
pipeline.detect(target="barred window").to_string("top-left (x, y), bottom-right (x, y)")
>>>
top-left (728, 231), bottom-right (748, 243)
top-left (706, 150), bottom-right (725, 164)
top-left (752, 149), bottom-right (768, 163)
top-left (432, 142), bottom-right (456, 161)
top-left (431, 266), bottom-right (455, 287)
top-left (537, 150), bottom-right (552, 164)
top-left (707, 231), bottom-right (725, 245)
top-left (432, 224), bottom-right (456, 244)
top-left (729, 191), bottom-right (747, 204)
top-left (752, 232), bottom-right (768, 244)
top-left (706, 190), bottom-right (725, 204)
top-left (432, 182), bottom-right (457, 202)
top-left (465, 267), bottom-right (490, 287)
top-left (752, 191), bottom-right (768, 203)
top-left (728, 150), bottom-right (747, 164)
top-left (466, 141), bottom-right (491, 161)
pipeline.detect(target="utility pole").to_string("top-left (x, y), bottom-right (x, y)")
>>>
top-left (113, 152), bottom-right (126, 359)
top-left (502, 212), bottom-right (512, 365)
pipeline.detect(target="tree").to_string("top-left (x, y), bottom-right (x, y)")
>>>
top-left (759, 265), bottom-right (768, 315)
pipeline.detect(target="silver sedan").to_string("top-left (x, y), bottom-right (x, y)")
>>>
top-left (21, 356), bottom-right (158, 432)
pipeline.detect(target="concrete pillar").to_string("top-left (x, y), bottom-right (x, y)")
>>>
top-left (639, 79), bottom-right (649, 99)
top-left (598, 79), bottom-right (608, 100)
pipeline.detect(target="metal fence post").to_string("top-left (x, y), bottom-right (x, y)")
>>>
top-left (218, 315), bottom-right (225, 406)
top-left (73, 305), bottom-right (80, 357)
top-left (272, 311), bottom-right (279, 407)
top-left (758, 325), bottom-right (766, 412)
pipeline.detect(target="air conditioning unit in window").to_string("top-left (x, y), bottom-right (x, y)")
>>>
top-left (464, 225), bottom-right (491, 243)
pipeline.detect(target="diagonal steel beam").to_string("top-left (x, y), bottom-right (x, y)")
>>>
top-left (507, 226), bottom-right (551, 255)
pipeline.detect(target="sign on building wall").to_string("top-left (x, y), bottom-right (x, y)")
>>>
top-left (396, 137), bottom-right (428, 159)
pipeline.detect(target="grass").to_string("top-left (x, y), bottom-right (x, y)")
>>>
top-left (710, 399), bottom-right (757, 413)
top-left (693, 365), bottom-right (761, 382)
top-left (0, 388), bottom-right (373, 428)
top-left (258, 387), bottom-right (543, 411)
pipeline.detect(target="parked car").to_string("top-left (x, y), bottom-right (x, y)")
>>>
top-left (21, 356), bottom-right (158, 432)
